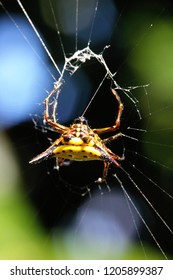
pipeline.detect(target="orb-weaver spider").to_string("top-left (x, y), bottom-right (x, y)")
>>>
top-left (29, 83), bottom-right (124, 183)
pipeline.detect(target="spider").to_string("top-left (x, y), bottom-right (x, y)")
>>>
top-left (29, 83), bottom-right (124, 183)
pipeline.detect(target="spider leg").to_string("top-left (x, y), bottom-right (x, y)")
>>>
top-left (93, 88), bottom-right (124, 134)
top-left (57, 157), bottom-right (65, 166)
top-left (52, 97), bottom-right (58, 123)
top-left (96, 153), bottom-right (124, 184)
top-left (44, 82), bottom-right (68, 133)
top-left (102, 161), bottom-right (110, 181)
top-left (54, 157), bottom-right (65, 171)
top-left (103, 132), bottom-right (123, 144)
top-left (96, 161), bottom-right (110, 184)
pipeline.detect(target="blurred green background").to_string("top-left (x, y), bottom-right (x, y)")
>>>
top-left (0, 0), bottom-right (173, 259)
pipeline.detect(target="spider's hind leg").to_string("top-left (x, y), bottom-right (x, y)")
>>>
top-left (95, 152), bottom-right (124, 184)
top-left (54, 158), bottom-right (71, 171)
top-left (95, 161), bottom-right (110, 184)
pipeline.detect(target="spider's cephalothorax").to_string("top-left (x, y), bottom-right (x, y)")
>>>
top-left (29, 83), bottom-right (124, 182)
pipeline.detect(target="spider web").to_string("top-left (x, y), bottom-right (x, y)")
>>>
top-left (1, 0), bottom-right (173, 260)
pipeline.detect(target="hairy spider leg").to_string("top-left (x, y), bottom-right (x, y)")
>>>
top-left (44, 82), bottom-right (68, 133)
top-left (93, 88), bottom-right (124, 134)
top-left (97, 152), bottom-right (124, 183)
top-left (103, 132), bottom-right (123, 144)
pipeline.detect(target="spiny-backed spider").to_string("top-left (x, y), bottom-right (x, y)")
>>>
top-left (29, 83), bottom-right (124, 183)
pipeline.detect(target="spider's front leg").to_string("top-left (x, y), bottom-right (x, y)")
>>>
top-left (93, 88), bottom-right (124, 135)
top-left (44, 82), bottom-right (68, 133)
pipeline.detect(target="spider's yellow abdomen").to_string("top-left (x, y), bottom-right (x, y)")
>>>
top-left (52, 145), bottom-right (102, 161)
